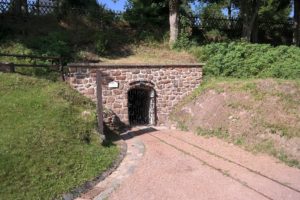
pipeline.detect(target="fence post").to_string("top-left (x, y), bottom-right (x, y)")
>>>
top-left (59, 57), bottom-right (65, 81)
top-left (10, 63), bottom-right (15, 72)
top-left (37, 0), bottom-right (40, 16)
top-left (96, 70), bottom-right (105, 142)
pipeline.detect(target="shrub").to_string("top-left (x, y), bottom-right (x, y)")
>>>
top-left (95, 32), bottom-right (109, 55)
top-left (191, 42), bottom-right (300, 79)
top-left (204, 29), bottom-right (227, 42)
top-left (173, 16), bottom-right (194, 50)
top-left (30, 32), bottom-right (71, 57)
top-left (173, 32), bottom-right (191, 49)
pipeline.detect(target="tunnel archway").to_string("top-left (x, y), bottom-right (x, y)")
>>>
top-left (128, 87), bottom-right (156, 126)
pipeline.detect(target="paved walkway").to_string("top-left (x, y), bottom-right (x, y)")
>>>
top-left (78, 127), bottom-right (300, 200)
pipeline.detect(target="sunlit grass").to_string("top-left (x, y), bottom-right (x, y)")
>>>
top-left (0, 73), bottom-right (119, 200)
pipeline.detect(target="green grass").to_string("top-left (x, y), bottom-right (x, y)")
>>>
top-left (0, 73), bottom-right (119, 200)
top-left (249, 140), bottom-right (300, 168)
top-left (196, 127), bottom-right (230, 140)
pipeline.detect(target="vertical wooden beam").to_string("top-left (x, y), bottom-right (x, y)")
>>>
top-left (96, 70), bottom-right (105, 142)
top-left (59, 57), bottom-right (65, 81)
top-left (37, 0), bottom-right (40, 16)
top-left (294, 0), bottom-right (300, 46)
top-left (9, 63), bottom-right (15, 73)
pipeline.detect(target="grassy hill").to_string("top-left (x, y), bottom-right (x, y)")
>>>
top-left (0, 73), bottom-right (119, 200)
top-left (171, 78), bottom-right (300, 168)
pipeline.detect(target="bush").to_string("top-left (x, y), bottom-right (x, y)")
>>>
top-left (95, 32), bottom-right (109, 55)
top-left (204, 29), bottom-right (227, 42)
top-left (30, 32), bottom-right (71, 57)
top-left (173, 32), bottom-right (191, 49)
top-left (173, 16), bottom-right (194, 50)
top-left (191, 42), bottom-right (300, 79)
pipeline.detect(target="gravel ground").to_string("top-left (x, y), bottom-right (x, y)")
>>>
top-left (109, 127), bottom-right (300, 200)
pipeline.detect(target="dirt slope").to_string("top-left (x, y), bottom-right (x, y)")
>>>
top-left (171, 79), bottom-right (300, 167)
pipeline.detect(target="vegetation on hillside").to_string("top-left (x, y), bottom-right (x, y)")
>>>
top-left (0, 0), bottom-right (299, 186)
top-left (171, 78), bottom-right (300, 168)
top-left (0, 73), bottom-right (119, 200)
top-left (191, 42), bottom-right (300, 79)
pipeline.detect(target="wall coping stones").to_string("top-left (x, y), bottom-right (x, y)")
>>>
top-left (67, 63), bottom-right (205, 68)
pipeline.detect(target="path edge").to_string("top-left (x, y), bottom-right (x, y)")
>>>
top-left (60, 138), bottom-right (127, 200)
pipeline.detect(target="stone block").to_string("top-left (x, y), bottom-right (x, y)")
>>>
top-left (85, 88), bottom-right (94, 95)
top-left (113, 90), bottom-right (122, 95)
top-left (112, 71), bottom-right (121, 76)
top-left (116, 76), bottom-right (126, 80)
top-left (107, 97), bottom-right (115, 103)
top-left (113, 103), bottom-right (122, 108)
top-left (132, 69), bottom-right (140, 74)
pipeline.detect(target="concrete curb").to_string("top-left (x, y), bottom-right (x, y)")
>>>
top-left (94, 132), bottom-right (145, 200)
top-left (75, 130), bottom-right (145, 200)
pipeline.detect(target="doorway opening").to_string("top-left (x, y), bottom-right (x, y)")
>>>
top-left (128, 87), bottom-right (155, 126)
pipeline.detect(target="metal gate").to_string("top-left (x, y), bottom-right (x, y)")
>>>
top-left (128, 88), bottom-right (155, 126)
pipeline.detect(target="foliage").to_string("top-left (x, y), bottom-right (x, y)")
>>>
top-left (258, 0), bottom-right (291, 22)
top-left (204, 29), bottom-right (228, 42)
top-left (0, 73), bottom-right (119, 200)
top-left (191, 42), bottom-right (300, 79)
top-left (0, 42), bottom-right (63, 81)
top-left (196, 127), bottom-right (230, 139)
top-left (173, 31), bottom-right (191, 49)
top-left (192, 0), bottom-right (292, 43)
top-left (200, 2), bottom-right (225, 19)
top-left (28, 32), bottom-right (71, 57)
top-left (0, 31), bottom-right (71, 58)
top-left (124, 0), bottom-right (169, 31)
top-left (95, 32), bottom-right (109, 55)
top-left (173, 15), bottom-right (195, 49)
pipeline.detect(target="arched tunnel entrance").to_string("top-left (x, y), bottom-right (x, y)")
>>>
top-left (128, 87), bottom-right (156, 126)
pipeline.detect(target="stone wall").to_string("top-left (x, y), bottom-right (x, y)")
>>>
top-left (67, 64), bottom-right (203, 125)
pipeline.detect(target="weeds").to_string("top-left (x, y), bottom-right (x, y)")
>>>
top-left (177, 121), bottom-right (189, 131)
top-left (196, 127), bottom-right (230, 140)
top-left (250, 139), bottom-right (300, 168)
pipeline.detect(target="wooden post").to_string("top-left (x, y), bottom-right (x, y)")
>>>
top-left (96, 70), bottom-right (105, 142)
top-left (10, 63), bottom-right (15, 73)
top-left (59, 58), bottom-right (65, 81)
top-left (0, 62), bottom-right (15, 73)
top-left (37, 0), bottom-right (40, 16)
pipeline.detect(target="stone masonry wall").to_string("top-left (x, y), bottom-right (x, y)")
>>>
top-left (67, 64), bottom-right (203, 125)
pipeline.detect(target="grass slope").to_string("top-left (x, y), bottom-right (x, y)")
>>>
top-left (171, 78), bottom-right (300, 168)
top-left (0, 73), bottom-right (119, 200)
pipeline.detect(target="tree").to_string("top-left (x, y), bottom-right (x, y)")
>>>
top-left (11, 0), bottom-right (28, 15)
top-left (169, 0), bottom-right (179, 45)
top-left (239, 0), bottom-right (260, 42)
top-left (238, 0), bottom-right (290, 42)
top-left (294, 0), bottom-right (300, 46)
top-left (124, 0), bottom-right (168, 28)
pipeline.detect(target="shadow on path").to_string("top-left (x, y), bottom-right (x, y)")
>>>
top-left (121, 127), bottom-right (158, 141)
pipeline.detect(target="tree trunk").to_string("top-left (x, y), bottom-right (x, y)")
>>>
top-left (251, 17), bottom-right (259, 43)
top-left (241, 0), bottom-right (259, 42)
top-left (241, 0), bottom-right (250, 41)
top-left (294, 0), bottom-right (300, 46)
top-left (169, 0), bottom-right (179, 46)
top-left (11, 0), bottom-right (28, 15)
top-left (228, 0), bottom-right (232, 19)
